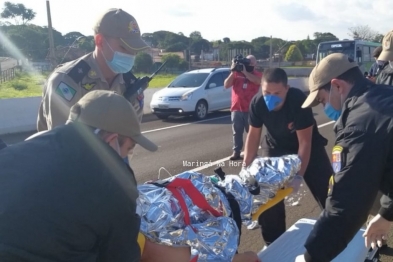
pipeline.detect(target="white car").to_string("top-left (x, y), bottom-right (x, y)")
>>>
top-left (150, 68), bottom-right (232, 120)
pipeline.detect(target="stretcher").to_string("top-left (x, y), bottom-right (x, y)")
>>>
top-left (257, 218), bottom-right (372, 262)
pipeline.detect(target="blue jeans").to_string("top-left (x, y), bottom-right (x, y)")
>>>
top-left (231, 111), bottom-right (249, 154)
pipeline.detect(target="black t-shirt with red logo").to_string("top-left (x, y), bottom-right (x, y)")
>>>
top-left (249, 87), bottom-right (327, 152)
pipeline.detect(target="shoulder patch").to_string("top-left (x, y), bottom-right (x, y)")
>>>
top-left (332, 145), bottom-right (343, 173)
top-left (88, 70), bottom-right (98, 78)
top-left (55, 82), bottom-right (76, 102)
top-left (66, 60), bottom-right (91, 84)
top-left (82, 82), bottom-right (96, 91)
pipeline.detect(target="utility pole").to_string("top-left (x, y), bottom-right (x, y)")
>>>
top-left (269, 35), bottom-right (273, 68)
top-left (188, 38), bottom-right (191, 71)
top-left (46, 0), bottom-right (57, 69)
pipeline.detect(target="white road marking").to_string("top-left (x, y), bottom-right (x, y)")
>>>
top-left (189, 120), bottom-right (335, 172)
top-left (141, 115), bottom-right (230, 134)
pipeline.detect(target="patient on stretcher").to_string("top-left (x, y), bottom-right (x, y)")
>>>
top-left (136, 155), bottom-right (300, 261)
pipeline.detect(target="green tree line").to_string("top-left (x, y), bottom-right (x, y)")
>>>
top-left (0, 2), bottom-right (385, 70)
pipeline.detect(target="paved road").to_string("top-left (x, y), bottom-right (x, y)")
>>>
top-left (2, 104), bottom-right (393, 261)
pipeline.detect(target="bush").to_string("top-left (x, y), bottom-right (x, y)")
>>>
top-left (133, 52), bottom-right (153, 73)
top-left (285, 45), bottom-right (304, 62)
top-left (11, 81), bottom-right (28, 90)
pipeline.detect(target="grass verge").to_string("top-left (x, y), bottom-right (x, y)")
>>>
top-left (0, 72), bottom-right (177, 99)
top-left (0, 72), bottom-right (47, 99)
top-left (135, 73), bottom-right (176, 88)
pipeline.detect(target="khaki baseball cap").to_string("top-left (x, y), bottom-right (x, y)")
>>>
top-left (67, 90), bottom-right (158, 152)
top-left (378, 30), bottom-right (393, 61)
top-left (93, 8), bottom-right (149, 52)
top-left (302, 53), bottom-right (358, 108)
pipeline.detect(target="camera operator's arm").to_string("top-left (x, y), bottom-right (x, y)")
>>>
top-left (242, 66), bottom-right (261, 85)
top-left (224, 72), bottom-right (236, 88)
top-left (224, 61), bottom-right (237, 88)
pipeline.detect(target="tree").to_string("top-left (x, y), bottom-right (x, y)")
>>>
top-left (63, 31), bottom-right (85, 45)
top-left (1, 1), bottom-right (36, 25)
top-left (313, 32), bottom-right (338, 44)
top-left (77, 36), bottom-right (94, 53)
top-left (190, 31), bottom-right (202, 40)
top-left (285, 44), bottom-right (303, 62)
top-left (348, 25), bottom-right (381, 42)
top-left (191, 38), bottom-right (210, 55)
top-left (133, 52), bottom-right (153, 73)
top-left (162, 53), bottom-right (181, 69)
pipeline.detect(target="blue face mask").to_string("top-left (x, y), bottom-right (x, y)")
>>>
top-left (264, 94), bottom-right (282, 111)
top-left (323, 86), bottom-right (342, 121)
top-left (103, 39), bottom-right (135, 74)
top-left (324, 103), bottom-right (341, 121)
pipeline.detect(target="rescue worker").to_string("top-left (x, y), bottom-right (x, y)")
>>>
top-left (37, 8), bottom-right (150, 131)
top-left (297, 53), bottom-right (393, 261)
top-left (0, 90), bottom-right (157, 261)
top-left (376, 30), bottom-right (393, 86)
top-left (242, 68), bottom-right (332, 248)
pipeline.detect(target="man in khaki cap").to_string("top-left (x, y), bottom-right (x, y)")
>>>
top-left (294, 53), bottom-right (393, 262)
top-left (37, 8), bottom-right (150, 132)
top-left (376, 30), bottom-right (393, 86)
top-left (0, 90), bottom-right (156, 262)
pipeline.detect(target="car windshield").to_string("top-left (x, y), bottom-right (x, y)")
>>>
top-left (168, 73), bottom-right (209, 88)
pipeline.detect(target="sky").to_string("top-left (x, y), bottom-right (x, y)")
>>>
top-left (2, 0), bottom-right (393, 42)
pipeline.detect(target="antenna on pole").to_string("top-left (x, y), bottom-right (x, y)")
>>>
top-left (46, 0), bottom-right (57, 69)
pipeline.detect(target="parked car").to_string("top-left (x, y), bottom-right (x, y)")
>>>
top-left (150, 68), bottom-right (232, 120)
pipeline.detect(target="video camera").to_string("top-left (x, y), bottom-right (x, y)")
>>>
top-left (232, 54), bottom-right (251, 72)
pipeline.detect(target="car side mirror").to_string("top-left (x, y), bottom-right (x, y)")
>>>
top-left (208, 83), bottom-right (217, 88)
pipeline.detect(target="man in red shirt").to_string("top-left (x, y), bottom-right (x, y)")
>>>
top-left (224, 55), bottom-right (262, 160)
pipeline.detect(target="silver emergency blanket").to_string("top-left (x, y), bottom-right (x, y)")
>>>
top-left (137, 154), bottom-right (301, 262)
top-left (239, 154), bottom-right (302, 215)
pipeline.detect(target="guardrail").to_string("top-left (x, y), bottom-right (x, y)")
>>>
top-left (0, 66), bottom-right (21, 84)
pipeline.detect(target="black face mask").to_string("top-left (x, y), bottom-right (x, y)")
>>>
top-left (245, 65), bottom-right (254, 72)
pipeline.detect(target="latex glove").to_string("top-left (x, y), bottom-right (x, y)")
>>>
top-left (288, 175), bottom-right (303, 195)
top-left (363, 214), bottom-right (391, 249)
top-left (295, 254), bottom-right (306, 262)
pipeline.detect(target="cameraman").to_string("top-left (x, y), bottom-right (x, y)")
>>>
top-left (224, 55), bottom-right (262, 160)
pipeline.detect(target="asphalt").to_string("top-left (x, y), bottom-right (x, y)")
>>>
top-left (3, 104), bottom-right (393, 261)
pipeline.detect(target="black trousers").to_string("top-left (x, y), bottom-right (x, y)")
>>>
top-left (257, 142), bottom-right (333, 245)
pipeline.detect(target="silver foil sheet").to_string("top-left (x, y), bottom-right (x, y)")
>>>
top-left (239, 154), bottom-right (301, 215)
top-left (137, 171), bottom-right (238, 261)
top-left (137, 155), bottom-right (300, 261)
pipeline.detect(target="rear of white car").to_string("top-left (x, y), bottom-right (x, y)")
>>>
top-left (150, 68), bottom-right (231, 120)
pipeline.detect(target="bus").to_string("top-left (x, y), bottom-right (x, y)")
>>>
top-left (316, 40), bottom-right (381, 74)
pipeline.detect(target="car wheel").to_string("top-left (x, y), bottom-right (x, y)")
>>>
top-left (194, 100), bottom-right (208, 120)
top-left (156, 114), bottom-right (170, 120)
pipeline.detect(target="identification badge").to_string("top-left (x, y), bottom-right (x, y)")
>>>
top-left (243, 83), bottom-right (247, 89)
top-left (332, 145), bottom-right (343, 173)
